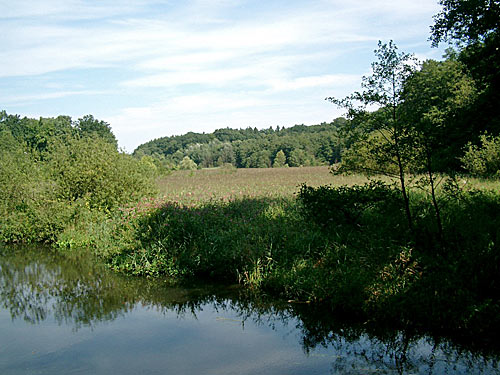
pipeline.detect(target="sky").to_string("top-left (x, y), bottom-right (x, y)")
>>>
top-left (0, 0), bottom-right (448, 152)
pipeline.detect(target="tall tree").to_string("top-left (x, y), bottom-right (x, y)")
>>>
top-left (273, 150), bottom-right (287, 168)
top-left (327, 41), bottom-right (416, 231)
top-left (75, 115), bottom-right (118, 149)
top-left (401, 58), bottom-right (477, 238)
top-left (431, 0), bottom-right (500, 135)
top-left (430, 0), bottom-right (500, 46)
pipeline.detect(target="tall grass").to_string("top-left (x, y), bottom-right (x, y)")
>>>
top-left (156, 166), bottom-right (372, 202)
top-left (96, 168), bottom-right (500, 343)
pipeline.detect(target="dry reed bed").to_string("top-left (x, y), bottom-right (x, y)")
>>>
top-left (156, 166), bottom-right (373, 204)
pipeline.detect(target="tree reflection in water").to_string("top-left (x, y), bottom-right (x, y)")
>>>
top-left (0, 245), bottom-right (498, 374)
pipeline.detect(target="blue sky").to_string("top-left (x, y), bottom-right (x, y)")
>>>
top-left (1, 0), bottom-right (447, 152)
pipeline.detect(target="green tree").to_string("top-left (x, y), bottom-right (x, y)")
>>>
top-left (461, 132), bottom-right (500, 176)
top-left (431, 0), bottom-right (500, 136)
top-left (246, 150), bottom-right (271, 168)
top-left (401, 58), bottom-right (477, 238)
top-left (216, 143), bottom-right (235, 166)
top-left (133, 119), bottom-right (343, 169)
top-left (1, 112), bottom-right (74, 155)
top-left (289, 148), bottom-right (306, 167)
top-left (75, 115), bottom-right (118, 149)
top-left (0, 128), bottom-right (37, 209)
top-left (172, 150), bottom-right (184, 165)
top-left (430, 0), bottom-right (500, 46)
top-left (273, 150), bottom-right (287, 168)
top-left (179, 156), bottom-right (197, 170)
top-left (46, 135), bottom-right (156, 210)
top-left (327, 41), bottom-right (416, 231)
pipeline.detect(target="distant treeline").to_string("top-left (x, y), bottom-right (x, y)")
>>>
top-left (133, 118), bottom-right (347, 169)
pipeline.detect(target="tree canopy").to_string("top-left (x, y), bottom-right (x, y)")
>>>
top-left (75, 114), bottom-right (118, 149)
top-left (430, 0), bottom-right (500, 46)
top-left (133, 120), bottom-right (345, 169)
top-left (431, 0), bottom-right (500, 136)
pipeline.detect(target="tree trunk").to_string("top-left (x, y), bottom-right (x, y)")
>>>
top-left (425, 145), bottom-right (443, 242)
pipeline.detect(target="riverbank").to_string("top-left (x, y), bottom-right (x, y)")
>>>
top-left (2, 167), bottom-right (500, 346)
top-left (56, 168), bottom-right (499, 347)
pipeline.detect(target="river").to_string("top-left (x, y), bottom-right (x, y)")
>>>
top-left (0, 245), bottom-right (498, 374)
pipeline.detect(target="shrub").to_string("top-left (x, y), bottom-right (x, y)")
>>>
top-left (45, 135), bottom-right (157, 211)
top-left (179, 156), bottom-right (197, 170)
top-left (0, 131), bottom-right (157, 244)
top-left (461, 132), bottom-right (500, 177)
top-left (273, 150), bottom-right (287, 168)
top-left (298, 180), bottom-right (401, 228)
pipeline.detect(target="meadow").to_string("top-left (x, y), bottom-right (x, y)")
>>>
top-left (156, 166), bottom-right (497, 203)
top-left (156, 166), bottom-right (370, 203)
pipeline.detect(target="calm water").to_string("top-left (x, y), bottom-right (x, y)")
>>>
top-left (0, 245), bottom-right (499, 374)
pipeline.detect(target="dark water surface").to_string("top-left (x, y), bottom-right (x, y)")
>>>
top-left (1, 245), bottom-right (499, 374)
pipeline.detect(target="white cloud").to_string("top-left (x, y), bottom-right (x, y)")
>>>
top-left (123, 67), bottom-right (256, 88)
top-left (137, 51), bottom-right (238, 71)
top-left (268, 74), bottom-right (361, 92)
top-left (0, 0), bottom-right (433, 78)
top-left (1, 90), bottom-right (111, 105)
top-left (1, 0), bottom-right (446, 151)
top-left (107, 87), bottom-right (348, 152)
top-left (0, 0), bottom-right (154, 20)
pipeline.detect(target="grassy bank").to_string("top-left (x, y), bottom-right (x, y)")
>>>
top-left (3, 164), bottom-right (500, 343)
top-left (75, 167), bottom-right (499, 344)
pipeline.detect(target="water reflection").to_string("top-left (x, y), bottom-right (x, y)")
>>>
top-left (0, 245), bottom-right (499, 374)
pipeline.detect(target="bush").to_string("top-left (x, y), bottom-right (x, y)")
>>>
top-left (46, 135), bottom-right (157, 211)
top-left (105, 197), bottom-right (329, 284)
top-left (0, 131), bottom-right (157, 244)
top-left (298, 180), bottom-right (401, 228)
top-left (179, 156), bottom-right (197, 170)
top-left (461, 132), bottom-right (500, 177)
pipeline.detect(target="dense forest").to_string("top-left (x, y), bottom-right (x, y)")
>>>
top-left (133, 118), bottom-right (346, 169)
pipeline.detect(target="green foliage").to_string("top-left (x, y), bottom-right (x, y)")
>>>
top-left (272, 150), bottom-right (287, 168)
top-left (430, 0), bottom-right (500, 46)
top-left (179, 155), bottom-right (197, 170)
top-left (0, 111), bottom-right (74, 154)
top-left (431, 0), bottom-right (500, 142)
top-left (298, 181), bottom-right (401, 228)
top-left (74, 114), bottom-right (118, 149)
top-left (133, 120), bottom-right (343, 169)
top-left (288, 148), bottom-right (313, 167)
top-left (297, 177), bottom-right (500, 335)
top-left (245, 149), bottom-right (271, 168)
top-left (388, 186), bottom-right (500, 335)
top-left (338, 129), bottom-right (403, 176)
top-left (0, 112), bottom-right (157, 244)
top-left (328, 42), bottom-right (416, 174)
top-left (0, 128), bottom-right (69, 243)
top-left (462, 132), bottom-right (500, 177)
top-left (398, 58), bottom-right (478, 238)
top-left (107, 197), bottom-right (328, 283)
top-left (45, 135), bottom-right (157, 210)
top-left (103, 172), bottom-right (500, 338)
top-left (328, 41), bottom-right (417, 231)
top-left (401, 58), bottom-right (477, 171)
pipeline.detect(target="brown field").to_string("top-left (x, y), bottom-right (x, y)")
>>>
top-left (156, 166), bottom-right (499, 205)
top-left (156, 166), bottom-right (372, 203)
